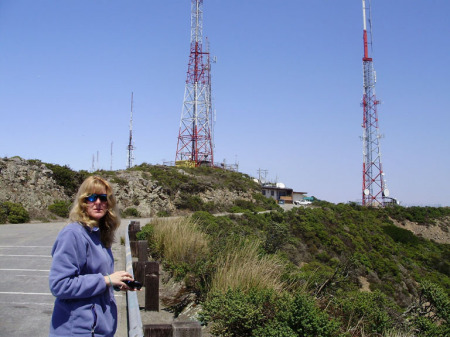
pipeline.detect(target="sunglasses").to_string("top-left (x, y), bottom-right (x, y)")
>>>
top-left (85, 194), bottom-right (108, 203)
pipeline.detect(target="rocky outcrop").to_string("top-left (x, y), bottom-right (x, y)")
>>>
top-left (0, 157), bottom-right (68, 218)
top-left (110, 170), bottom-right (175, 217)
top-left (0, 157), bottom-right (256, 220)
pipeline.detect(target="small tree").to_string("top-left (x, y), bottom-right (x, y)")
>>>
top-left (48, 200), bottom-right (72, 218)
top-left (407, 281), bottom-right (450, 336)
top-left (0, 201), bottom-right (30, 224)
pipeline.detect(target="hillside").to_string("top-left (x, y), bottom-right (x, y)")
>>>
top-left (1, 156), bottom-right (450, 336)
top-left (138, 205), bottom-right (450, 336)
top-left (0, 156), bottom-right (277, 221)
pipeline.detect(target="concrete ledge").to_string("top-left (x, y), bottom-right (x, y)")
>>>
top-left (126, 221), bottom-right (144, 337)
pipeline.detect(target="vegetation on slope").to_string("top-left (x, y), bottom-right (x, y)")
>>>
top-left (138, 204), bottom-right (449, 336)
top-left (5, 159), bottom-right (278, 222)
top-left (0, 201), bottom-right (30, 224)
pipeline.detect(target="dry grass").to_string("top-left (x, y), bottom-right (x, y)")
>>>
top-left (350, 328), bottom-right (415, 337)
top-left (150, 217), bottom-right (209, 266)
top-left (382, 331), bottom-right (415, 337)
top-left (210, 239), bottom-right (286, 294)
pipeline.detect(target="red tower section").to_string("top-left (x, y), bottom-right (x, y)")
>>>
top-left (176, 0), bottom-right (214, 167)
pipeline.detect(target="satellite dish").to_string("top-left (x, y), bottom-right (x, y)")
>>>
top-left (276, 182), bottom-right (286, 188)
top-left (364, 189), bottom-right (370, 196)
top-left (383, 189), bottom-right (390, 197)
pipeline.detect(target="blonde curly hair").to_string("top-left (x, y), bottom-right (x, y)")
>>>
top-left (69, 176), bottom-right (121, 248)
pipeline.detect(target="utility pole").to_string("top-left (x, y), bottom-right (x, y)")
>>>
top-left (257, 169), bottom-right (268, 184)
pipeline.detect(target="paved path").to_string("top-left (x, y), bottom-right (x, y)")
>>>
top-left (0, 218), bottom-right (151, 337)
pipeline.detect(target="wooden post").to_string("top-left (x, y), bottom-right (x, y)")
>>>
top-left (128, 229), bottom-right (138, 241)
top-left (129, 240), bottom-right (138, 257)
top-left (130, 220), bottom-right (141, 231)
top-left (144, 324), bottom-right (173, 337)
top-left (145, 261), bottom-right (159, 311)
top-left (172, 321), bottom-right (202, 337)
top-left (133, 260), bottom-right (149, 284)
top-left (138, 240), bottom-right (148, 262)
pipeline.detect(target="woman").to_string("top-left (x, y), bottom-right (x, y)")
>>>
top-left (49, 176), bottom-right (135, 337)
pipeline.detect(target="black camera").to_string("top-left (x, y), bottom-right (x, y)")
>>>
top-left (124, 280), bottom-right (142, 290)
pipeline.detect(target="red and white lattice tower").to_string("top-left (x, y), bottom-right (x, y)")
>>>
top-left (175, 0), bottom-right (214, 167)
top-left (127, 92), bottom-right (135, 169)
top-left (361, 0), bottom-right (390, 206)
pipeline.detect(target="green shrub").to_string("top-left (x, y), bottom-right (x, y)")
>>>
top-left (252, 321), bottom-right (297, 337)
top-left (136, 224), bottom-right (154, 241)
top-left (175, 193), bottom-right (204, 211)
top-left (110, 176), bottom-right (128, 186)
top-left (48, 200), bottom-right (71, 218)
top-left (286, 292), bottom-right (341, 336)
top-left (200, 288), bottom-right (282, 337)
top-left (252, 192), bottom-right (281, 211)
top-left (229, 205), bottom-right (245, 213)
top-left (382, 224), bottom-right (421, 245)
top-left (263, 221), bottom-right (289, 254)
top-left (408, 281), bottom-right (450, 336)
top-left (332, 290), bottom-right (395, 334)
top-left (200, 288), bottom-right (340, 337)
top-left (44, 163), bottom-right (88, 196)
top-left (232, 199), bottom-right (260, 212)
top-left (156, 210), bottom-right (171, 217)
top-left (0, 201), bottom-right (30, 224)
top-left (384, 205), bottom-right (450, 225)
top-left (122, 207), bottom-right (140, 217)
top-left (0, 203), bottom-right (7, 224)
top-left (131, 163), bottom-right (191, 196)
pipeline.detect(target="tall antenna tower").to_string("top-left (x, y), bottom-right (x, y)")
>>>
top-left (175, 0), bottom-right (214, 167)
top-left (127, 92), bottom-right (135, 169)
top-left (361, 0), bottom-right (390, 206)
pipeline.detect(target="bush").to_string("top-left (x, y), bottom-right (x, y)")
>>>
top-left (408, 281), bottom-right (450, 336)
top-left (264, 221), bottom-right (289, 254)
top-left (48, 200), bottom-right (71, 218)
top-left (286, 292), bottom-right (341, 336)
top-left (131, 163), bottom-right (191, 196)
top-left (175, 193), bottom-right (204, 211)
top-left (252, 321), bottom-right (296, 337)
top-left (200, 288), bottom-right (340, 337)
top-left (200, 288), bottom-right (283, 337)
top-left (332, 290), bottom-right (396, 335)
top-left (0, 203), bottom-right (7, 224)
top-left (156, 210), bottom-right (171, 217)
top-left (122, 207), bottom-right (140, 217)
top-left (382, 224), bottom-right (421, 245)
top-left (43, 163), bottom-right (88, 196)
top-left (0, 201), bottom-right (30, 224)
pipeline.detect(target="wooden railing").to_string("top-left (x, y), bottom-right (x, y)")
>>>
top-left (126, 220), bottom-right (202, 337)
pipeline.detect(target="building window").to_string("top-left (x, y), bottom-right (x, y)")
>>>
top-left (271, 190), bottom-right (274, 196)
top-left (262, 190), bottom-right (266, 196)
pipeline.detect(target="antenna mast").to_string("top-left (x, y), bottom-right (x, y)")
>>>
top-left (127, 92), bottom-right (135, 169)
top-left (175, 0), bottom-right (214, 167)
top-left (361, 0), bottom-right (389, 206)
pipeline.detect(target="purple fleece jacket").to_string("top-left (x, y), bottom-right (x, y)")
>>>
top-left (49, 222), bottom-right (117, 337)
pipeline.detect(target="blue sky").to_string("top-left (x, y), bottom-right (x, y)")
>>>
top-left (0, 0), bottom-right (449, 206)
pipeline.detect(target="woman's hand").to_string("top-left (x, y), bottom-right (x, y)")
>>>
top-left (104, 271), bottom-right (136, 291)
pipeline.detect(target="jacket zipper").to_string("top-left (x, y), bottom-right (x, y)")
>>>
top-left (91, 304), bottom-right (97, 337)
